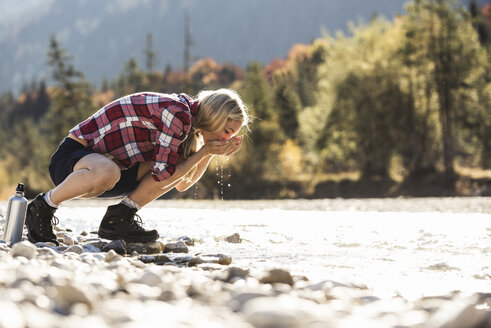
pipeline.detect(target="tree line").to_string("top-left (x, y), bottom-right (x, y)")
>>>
top-left (0, 0), bottom-right (490, 199)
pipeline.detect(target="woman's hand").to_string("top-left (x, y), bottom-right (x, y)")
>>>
top-left (225, 135), bottom-right (243, 156)
top-left (201, 135), bottom-right (243, 156)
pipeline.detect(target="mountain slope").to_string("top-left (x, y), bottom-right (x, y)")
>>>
top-left (1, 0), bottom-right (416, 93)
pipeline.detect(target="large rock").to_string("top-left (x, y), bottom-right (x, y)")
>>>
top-left (259, 269), bottom-right (294, 286)
top-left (11, 241), bottom-right (37, 259)
top-left (127, 241), bottom-right (164, 254)
top-left (102, 240), bottom-right (126, 255)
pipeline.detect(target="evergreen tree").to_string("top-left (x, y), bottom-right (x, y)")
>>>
top-left (272, 72), bottom-right (300, 138)
top-left (405, 0), bottom-right (488, 182)
top-left (316, 19), bottom-right (405, 181)
top-left (123, 57), bottom-right (144, 92)
top-left (243, 62), bottom-right (273, 121)
top-left (144, 33), bottom-right (156, 72)
top-left (42, 35), bottom-right (94, 158)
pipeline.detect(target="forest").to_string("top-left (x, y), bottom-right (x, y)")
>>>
top-left (0, 0), bottom-right (490, 200)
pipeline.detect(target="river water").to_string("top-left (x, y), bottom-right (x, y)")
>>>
top-left (43, 197), bottom-right (491, 301)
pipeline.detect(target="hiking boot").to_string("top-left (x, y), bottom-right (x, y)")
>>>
top-left (98, 203), bottom-right (159, 243)
top-left (25, 194), bottom-right (59, 245)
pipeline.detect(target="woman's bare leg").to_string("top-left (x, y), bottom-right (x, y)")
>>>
top-left (50, 153), bottom-right (121, 204)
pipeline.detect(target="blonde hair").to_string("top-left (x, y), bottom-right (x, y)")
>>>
top-left (181, 88), bottom-right (249, 158)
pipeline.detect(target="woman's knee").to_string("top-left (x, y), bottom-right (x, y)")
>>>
top-left (92, 162), bottom-right (120, 190)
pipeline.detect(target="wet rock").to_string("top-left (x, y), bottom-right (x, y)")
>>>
top-left (104, 249), bottom-right (122, 262)
top-left (11, 241), bottom-right (37, 259)
top-left (259, 269), bottom-right (294, 286)
top-left (127, 241), bottom-right (164, 254)
top-left (225, 233), bottom-right (242, 243)
top-left (167, 254), bottom-right (194, 265)
top-left (163, 240), bottom-right (188, 253)
top-left (188, 253), bottom-right (232, 266)
top-left (102, 240), bottom-right (126, 255)
top-left (64, 245), bottom-right (84, 254)
top-left (177, 236), bottom-right (195, 246)
top-left (139, 254), bottom-right (172, 265)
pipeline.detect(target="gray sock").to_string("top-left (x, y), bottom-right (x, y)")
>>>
top-left (121, 196), bottom-right (142, 210)
top-left (43, 190), bottom-right (59, 208)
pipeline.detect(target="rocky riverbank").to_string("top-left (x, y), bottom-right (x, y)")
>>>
top-left (0, 223), bottom-right (490, 328)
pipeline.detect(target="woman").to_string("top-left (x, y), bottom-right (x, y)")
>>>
top-left (25, 88), bottom-right (249, 245)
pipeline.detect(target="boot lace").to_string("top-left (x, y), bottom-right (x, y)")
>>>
top-left (39, 214), bottom-right (59, 236)
top-left (127, 213), bottom-right (145, 231)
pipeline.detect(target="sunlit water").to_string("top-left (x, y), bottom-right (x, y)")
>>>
top-left (2, 197), bottom-right (490, 301)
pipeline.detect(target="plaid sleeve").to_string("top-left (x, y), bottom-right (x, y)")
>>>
top-left (151, 108), bottom-right (191, 181)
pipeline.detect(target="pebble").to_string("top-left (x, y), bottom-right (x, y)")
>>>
top-left (259, 268), bottom-right (294, 286)
top-left (177, 236), bottom-right (195, 246)
top-left (137, 271), bottom-right (162, 287)
top-left (163, 240), bottom-right (189, 253)
top-left (225, 233), bottom-right (242, 243)
top-left (0, 301), bottom-right (24, 328)
top-left (217, 266), bottom-right (250, 283)
top-left (10, 241), bottom-right (38, 259)
top-left (83, 239), bottom-right (107, 251)
top-left (104, 249), bottom-right (122, 262)
top-left (56, 283), bottom-right (94, 309)
top-left (102, 240), bottom-right (126, 255)
top-left (127, 241), bottom-right (164, 254)
top-left (0, 220), bottom-right (487, 328)
top-left (140, 254), bottom-right (172, 264)
top-left (64, 244), bottom-right (84, 254)
top-left (82, 244), bottom-right (101, 253)
top-left (188, 254), bottom-right (232, 266)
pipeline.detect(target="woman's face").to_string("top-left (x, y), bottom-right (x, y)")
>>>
top-left (200, 119), bottom-right (243, 142)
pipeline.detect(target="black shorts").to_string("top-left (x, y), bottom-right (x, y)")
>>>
top-left (49, 138), bottom-right (140, 198)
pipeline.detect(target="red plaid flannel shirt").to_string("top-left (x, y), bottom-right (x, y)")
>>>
top-left (69, 92), bottom-right (199, 181)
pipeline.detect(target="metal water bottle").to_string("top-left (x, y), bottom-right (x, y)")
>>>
top-left (3, 183), bottom-right (28, 244)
